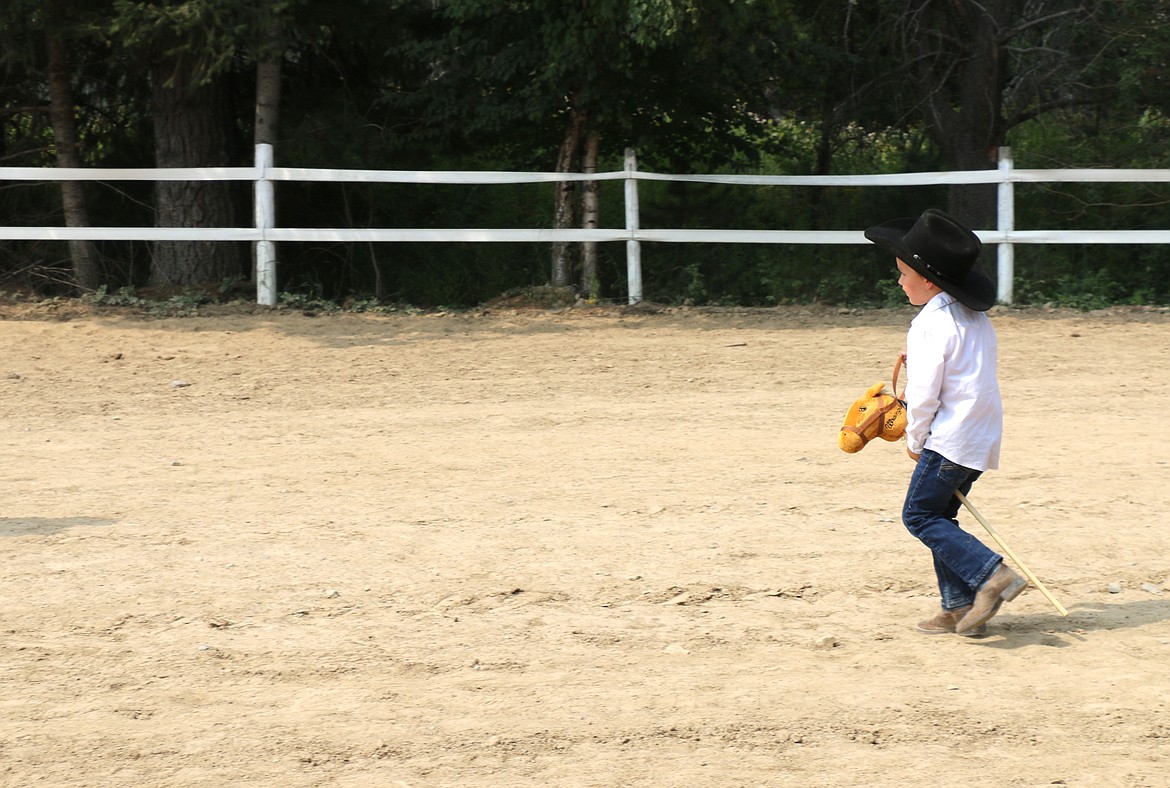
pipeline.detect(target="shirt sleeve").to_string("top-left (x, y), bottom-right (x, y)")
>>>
top-left (904, 317), bottom-right (952, 455)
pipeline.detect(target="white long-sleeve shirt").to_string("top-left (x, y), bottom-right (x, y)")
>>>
top-left (904, 292), bottom-right (1002, 471)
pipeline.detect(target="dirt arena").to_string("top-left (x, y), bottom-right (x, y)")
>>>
top-left (2, 301), bottom-right (1168, 787)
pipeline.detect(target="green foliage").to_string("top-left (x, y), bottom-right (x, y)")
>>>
top-left (385, 0), bottom-right (787, 170)
top-left (106, 0), bottom-right (305, 87)
top-left (4, 0), bottom-right (1170, 308)
top-left (83, 284), bottom-right (208, 315)
top-left (1010, 242), bottom-right (1170, 310)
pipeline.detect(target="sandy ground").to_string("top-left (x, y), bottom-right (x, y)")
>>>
top-left (1, 301), bottom-right (1169, 787)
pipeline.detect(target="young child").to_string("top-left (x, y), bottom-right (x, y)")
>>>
top-left (865, 208), bottom-right (1025, 636)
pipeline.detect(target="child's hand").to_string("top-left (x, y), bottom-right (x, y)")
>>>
top-left (907, 447), bottom-right (920, 461)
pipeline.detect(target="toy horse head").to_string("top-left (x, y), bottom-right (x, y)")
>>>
top-left (838, 381), bottom-right (907, 453)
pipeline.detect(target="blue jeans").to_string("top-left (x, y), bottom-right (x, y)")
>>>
top-left (902, 449), bottom-right (1002, 610)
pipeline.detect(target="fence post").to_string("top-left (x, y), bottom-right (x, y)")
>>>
top-left (624, 148), bottom-right (643, 304)
top-left (996, 146), bottom-right (1014, 305)
top-left (254, 142), bottom-right (277, 306)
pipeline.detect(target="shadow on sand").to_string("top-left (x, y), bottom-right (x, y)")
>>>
top-left (0, 517), bottom-right (117, 538)
top-left (966, 597), bottom-right (1170, 649)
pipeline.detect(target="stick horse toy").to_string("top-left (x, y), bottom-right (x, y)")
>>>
top-left (838, 355), bottom-right (908, 454)
top-left (837, 357), bottom-right (1068, 618)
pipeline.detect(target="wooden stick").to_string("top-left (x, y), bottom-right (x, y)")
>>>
top-left (955, 491), bottom-right (1069, 617)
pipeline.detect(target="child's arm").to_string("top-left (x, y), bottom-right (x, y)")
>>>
top-left (903, 328), bottom-right (948, 460)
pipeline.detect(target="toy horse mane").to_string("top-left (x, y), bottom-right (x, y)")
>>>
top-left (837, 356), bottom-right (907, 453)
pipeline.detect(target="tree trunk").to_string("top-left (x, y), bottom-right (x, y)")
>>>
top-left (43, 0), bottom-right (101, 292)
top-left (945, 148), bottom-right (998, 230)
top-left (551, 105), bottom-right (586, 287)
top-left (150, 55), bottom-right (241, 288)
top-left (580, 129), bottom-right (600, 299)
top-left (921, 0), bottom-right (1007, 230)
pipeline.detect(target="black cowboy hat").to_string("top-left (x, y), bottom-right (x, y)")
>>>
top-left (864, 208), bottom-right (995, 311)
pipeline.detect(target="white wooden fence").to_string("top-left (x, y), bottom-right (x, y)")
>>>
top-left (3, 145), bottom-right (1170, 306)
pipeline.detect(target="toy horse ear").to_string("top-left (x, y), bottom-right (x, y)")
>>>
top-left (864, 382), bottom-right (885, 398)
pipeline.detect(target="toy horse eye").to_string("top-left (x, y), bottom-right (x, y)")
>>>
top-left (858, 406), bottom-right (867, 412)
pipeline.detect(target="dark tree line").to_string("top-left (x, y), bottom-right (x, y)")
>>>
top-left (2, 0), bottom-right (1168, 307)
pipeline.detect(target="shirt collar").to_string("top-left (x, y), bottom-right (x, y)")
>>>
top-left (918, 291), bottom-right (957, 314)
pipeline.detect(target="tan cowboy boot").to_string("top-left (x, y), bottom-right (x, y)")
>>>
top-left (917, 605), bottom-right (987, 637)
top-left (955, 564), bottom-right (1027, 635)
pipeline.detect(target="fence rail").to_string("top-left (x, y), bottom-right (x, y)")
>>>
top-left (3, 146), bottom-right (1169, 306)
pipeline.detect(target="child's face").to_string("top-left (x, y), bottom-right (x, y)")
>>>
top-left (896, 258), bottom-right (936, 306)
